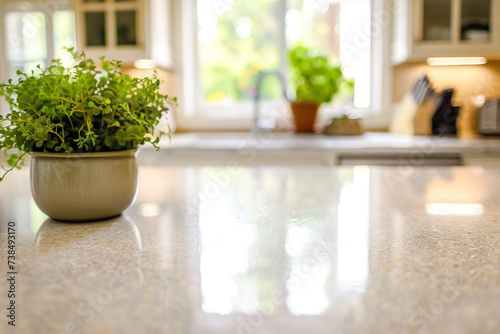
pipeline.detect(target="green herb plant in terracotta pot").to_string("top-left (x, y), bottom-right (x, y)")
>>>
top-left (288, 46), bottom-right (345, 133)
top-left (0, 49), bottom-right (175, 221)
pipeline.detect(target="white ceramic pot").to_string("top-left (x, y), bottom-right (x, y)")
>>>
top-left (30, 150), bottom-right (139, 222)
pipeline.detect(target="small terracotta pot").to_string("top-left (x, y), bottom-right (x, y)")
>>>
top-left (290, 102), bottom-right (319, 133)
top-left (30, 150), bottom-right (139, 222)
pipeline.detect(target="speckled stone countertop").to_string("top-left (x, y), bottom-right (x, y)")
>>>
top-left (1, 163), bottom-right (500, 333)
top-left (157, 132), bottom-right (500, 153)
top-left (137, 132), bottom-right (500, 167)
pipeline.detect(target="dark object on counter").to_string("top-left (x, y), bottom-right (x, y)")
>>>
top-left (432, 89), bottom-right (460, 135)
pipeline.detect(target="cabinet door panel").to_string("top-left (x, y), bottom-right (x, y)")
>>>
top-left (85, 11), bottom-right (106, 46)
top-left (393, 0), bottom-right (500, 63)
top-left (75, 0), bottom-right (147, 62)
top-left (423, 0), bottom-right (452, 41)
top-left (461, 0), bottom-right (491, 41)
top-left (116, 11), bottom-right (137, 46)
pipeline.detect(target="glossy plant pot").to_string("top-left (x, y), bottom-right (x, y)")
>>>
top-left (290, 102), bottom-right (319, 133)
top-left (30, 150), bottom-right (139, 222)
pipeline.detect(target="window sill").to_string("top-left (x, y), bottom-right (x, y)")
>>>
top-left (175, 111), bottom-right (391, 132)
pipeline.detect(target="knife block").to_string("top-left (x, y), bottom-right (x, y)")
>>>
top-left (390, 92), bottom-right (418, 134)
top-left (413, 98), bottom-right (436, 135)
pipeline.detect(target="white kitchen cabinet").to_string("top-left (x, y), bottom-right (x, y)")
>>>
top-left (74, 0), bottom-right (172, 67)
top-left (74, 0), bottom-right (146, 62)
top-left (392, 0), bottom-right (500, 63)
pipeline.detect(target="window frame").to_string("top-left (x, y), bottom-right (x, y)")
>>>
top-left (0, 1), bottom-right (78, 74)
top-left (173, 0), bottom-right (393, 131)
top-left (0, 4), bottom-right (4, 84)
top-left (1, 1), bottom-right (57, 81)
top-left (0, 1), bottom-right (76, 115)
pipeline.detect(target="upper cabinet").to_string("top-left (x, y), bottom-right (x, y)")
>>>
top-left (392, 0), bottom-right (500, 63)
top-left (75, 0), bottom-right (146, 63)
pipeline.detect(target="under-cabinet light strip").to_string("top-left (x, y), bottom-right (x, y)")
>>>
top-left (426, 57), bottom-right (487, 66)
top-left (134, 59), bottom-right (158, 69)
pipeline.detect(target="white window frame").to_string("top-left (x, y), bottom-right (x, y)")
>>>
top-left (0, 6), bottom-right (4, 84)
top-left (0, 5), bottom-right (4, 116)
top-left (0, 0), bottom-right (75, 115)
top-left (1, 1), bottom-right (70, 80)
top-left (172, 0), bottom-right (393, 131)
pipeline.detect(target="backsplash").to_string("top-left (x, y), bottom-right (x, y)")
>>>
top-left (392, 61), bottom-right (500, 105)
top-left (391, 61), bottom-right (500, 137)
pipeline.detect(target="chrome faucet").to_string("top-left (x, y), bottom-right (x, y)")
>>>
top-left (253, 70), bottom-right (289, 133)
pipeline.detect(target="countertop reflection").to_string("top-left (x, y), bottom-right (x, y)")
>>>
top-left (1, 165), bottom-right (500, 333)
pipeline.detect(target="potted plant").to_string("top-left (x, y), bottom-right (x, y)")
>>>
top-left (288, 45), bottom-right (345, 132)
top-left (0, 49), bottom-right (175, 221)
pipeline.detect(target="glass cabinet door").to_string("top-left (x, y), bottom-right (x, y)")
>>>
top-left (423, 0), bottom-right (452, 41)
top-left (461, 0), bottom-right (490, 41)
top-left (421, 0), bottom-right (492, 42)
top-left (79, 0), bottom-right (140, 48)
top-left (85, 12), bottom-right (106, 46)
top-left (116, 10), bottom-right (137, 45)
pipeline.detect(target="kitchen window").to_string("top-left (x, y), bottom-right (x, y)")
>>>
top-left (175, 0), bottom-right (392, 130)
top-left (0, 1), bottom-right (76, 81)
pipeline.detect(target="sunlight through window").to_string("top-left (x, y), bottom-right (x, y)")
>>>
top-left (196, 0), bottom-right (371, 112)
top-left (426, 203), bottom-right (485, 216)
top-left (3, 4), bottom-right (75, 80)
top-left (199, 200), bottom-right (257, 314)
top-left (285, 224), bottom-right (331, 316)
top-left (337, 166), bottom-right (370, 293)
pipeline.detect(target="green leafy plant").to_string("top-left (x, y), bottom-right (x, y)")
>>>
top-left (288, 45), bottom-right (348, 104)
top-left (0, 48), bottom-right (176, 181)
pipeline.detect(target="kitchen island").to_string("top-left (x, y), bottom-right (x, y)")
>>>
top-left (1, 162), bottom-right (500, 333)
